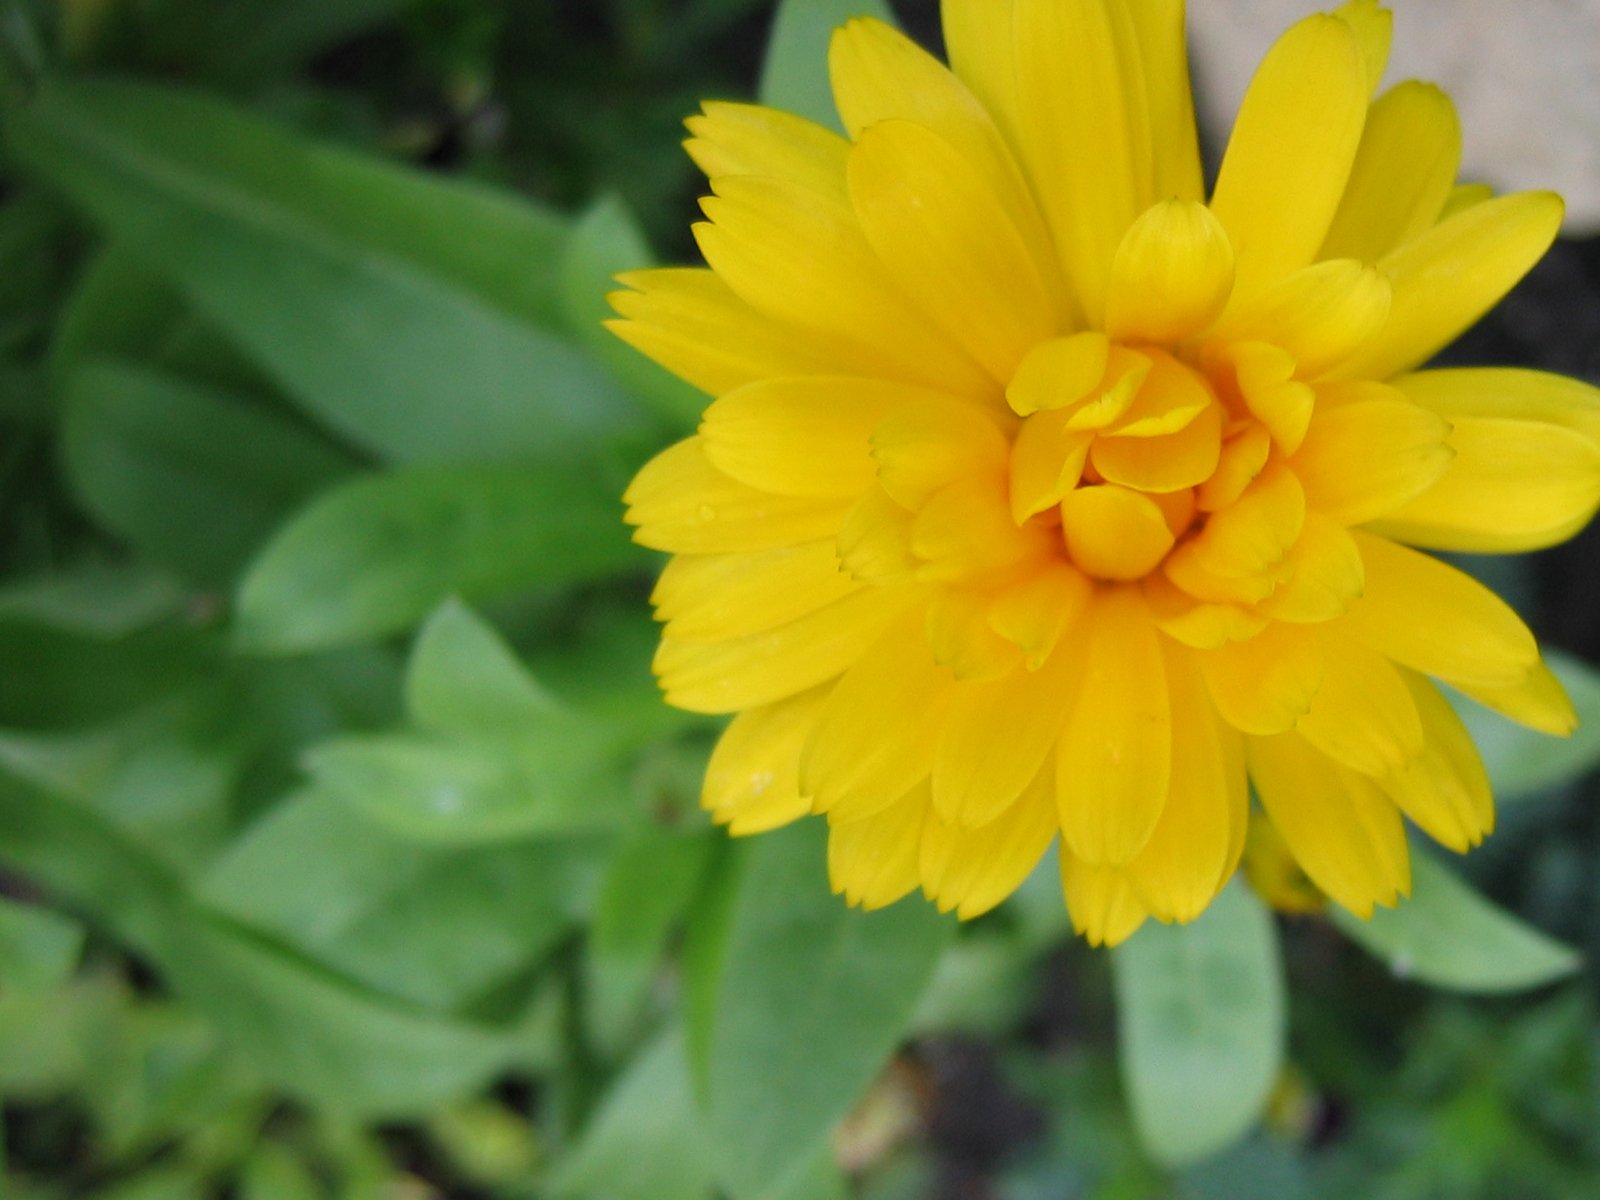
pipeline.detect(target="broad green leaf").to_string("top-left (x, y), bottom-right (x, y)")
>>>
top-left (234, 463), bottom-right (640, 654)
top-left (8, 78), bottom-right (646, 462)
top-left (0, 776), bottom-right (524, 1116)
top-left (407, 599), bottom-right (564, 736)
top-left (63, 360), bottom-right (356, 585)
top-left (697, 820), bottom-right (953, 1199)
top-left (152, 0), bottom-right (417, 87)
top-left (551, 1026), bottom-right (716, 1200)
top-left (0, 562), bottom-right (183, 638)
top-left (0, 620), bottom-right (213, 728)
top-left (1455, 650), bottom-right (1600, 800)
top-left (0, 896), bottom-right (82, 993)
top-left (1331, 852), bottom-right (1581, 993)
top-left (562, 194), bottom-right (705, 429)
top-left (200, 790), bottom-right (598, 1011)
top-left (758, 0), bottom-right (898, 129)
top-left (239, 1142), bottom-right (323, 1200)
top-left (306, 732), bottom-right (631, 843)
top-left (1112, 882), bottom-right (1286, 1168)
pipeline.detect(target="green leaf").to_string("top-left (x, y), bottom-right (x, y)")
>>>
top-left (0, 776), bottom-right (525, 1116)
top-left (234, 463), bottom-right (640, 653)
top-left (407, 598), bottom-right (565, 736)
top-left (306, 732), bottom-right (631, 843)
top-left (0, 896), bottom-right (82, 993)
top-left (1454, 650), bottom-right (1600, 800)
top-left (0, 561), bottom-right (182, 639)
top-left (758, 0), bottom-right (898, 129)
top-left (239, 1142), bottom-right (323, 1200)
top-left (200, 789), bottom-right (599, 1012)
top-left (696, 820), bottom-right (953, 1198)
top-left (552, 1026), bottom-right (716, 1200)
top-left (1112, 882), bottom-right (1286, 1168)
top-left (62, 360), bottom-right (355, 585)
top-left (562, 194), bottom-right (705, 430)
top-left (1331, 851), bottom-right (1581, 993)
top-left (8, 78), bottom-right (647, 463)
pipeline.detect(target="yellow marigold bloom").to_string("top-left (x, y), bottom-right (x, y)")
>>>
top-left (613, 0), bottom-right (1600, 945)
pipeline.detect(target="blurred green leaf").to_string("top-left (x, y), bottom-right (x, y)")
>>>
top-left (200, 789), bottom-right (598, 1012)
top-left (0, 774), bottom-right (525, 1116)
top-left (306, 732), bottom-right (629, 843)
top-left (908, 928), bottom-right (1037, 1037)
top-left (758, 0), bottom-right (897, 129)
top-left (407, 598), bottom-right (565, 736)
top-left (8, 78), bottom-right (648, 462)
top-left (1332, 852), bottom-right (1581, 993)
top-left (62, 360), bottom-right (356, 585)
top-left (562, 193), bottom-right (705, 429)
top-left (1112, 883), bottom-right (1286, 1167)
top-left (1455, 650), bottom-right (1600, 800)
top-left (240, 1141), bottom-right (324, 1200)
top-left (234, 463), bottom-right (639, 654)
top-left (694, 820), bottom-right (953, 1199)
top-left (0, 896), bottom-right (82, 993)
top-left (0, 562), bottom-right (183, 637)
top-left (552, 1026), bottom-right (715, 1200)
top-left (0, 620), bottom-right (213, 727)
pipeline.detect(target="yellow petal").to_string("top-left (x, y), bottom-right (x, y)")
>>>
top-left (1197, 423), bottom-right (1272, 513)
top-left (802, 615), bottom-right (954, 821)
top-left (1092, 403), bottom-right (1223, 495)
top-left (987, 563), bottom-right (1092, 667)
top-left (1439, 182), bottom-right (1494, 221)
top-left (921, 771), bottom-right (1058, 918)
top-left (1105, 200), bottom-right (1235, 344)
top-left (940, 0), bottom-right (1024, 158)
top-left (828, 782), bottom-right (927, 910)
top-left (1127, 648), bottom-right (1248, 923)
top-left (1060, 853), bottom-right (1148, 947)
top-left (1060, 485), bottom-right (1176, 582)
top-left (1217, 259), bottom-right (1392, 380)
top-left (700, 377), bottom-right (916, 498)
top-left (1334, 0), bottom-right (1393, 95)
top-left (1013, 0), bottom-right (1153, 323)
top-left (1057, 587), bottom-right (1171, 865)
top-left (1341, 531), bottom-right (1539, 688)
top-left (1126, 0), bottom-right (1204, 203)
top-left (848, 119), bottom-right (1058, 383)
top-left (1379, 672), bottom-right (1494, 853)
top-left (1241, 816), bottom-right (1326, 914)
top-left (607, 268), bottom-right (835, 397)
top-left (873, 396), bottom-right (1011, 511)
top-left (1222, 341), bottom-right (1315, 453)
top-left (1167, 464), bottom-right (1306, 586)
top-left (1210, 14), bottom-right (1368, 299)
top-left (914, 475), bottom-right (1054, 585)
top-left (1247, 732), bottom-right (1411, 918)
top-left (1397, 367), bottom-right (1600, 441)
top-left (702, 686), bottom-right (829, 834)
top-left (924, 588), bottom-right (1024, 683)
top-left (1006, 332), bottom-right (1110, 417)
top-left (653, 540), bottom-right (859, 642)
top-left (1333, 191), bottom-right (1564, 382)
top-left (1289, 389), bottom-right (1453, 525)
top-left (1146, 572), bottom-right (1268, 650)
top-left (1254, 514), bottom-right (1366, 624)
top-left (1198, 621), bottom-right (1324, 735)
top-left (933, 639), bottom-right (1081, 828)
top-left (655, 585), bottom-right (912, 713)
top-left (1320, 82), bottom-right (1461, 262)
top-left (625, 438), bottom-right (847, 554)
top-left (684, 101), bottom-right (849, 196)
top-left (1452, 659), bottom-right (1577, 738)
top-left (695, 177), bottom-right (991, 395)
top-left (1295, 632), bottom-right (1423, 776)
top-left (837, 487), bottom-right (918, 585)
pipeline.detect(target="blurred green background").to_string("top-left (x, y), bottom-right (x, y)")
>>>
top-left (1, 1), bottom-right (1599, 1197)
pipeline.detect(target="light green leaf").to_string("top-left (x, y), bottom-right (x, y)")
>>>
top-left (0, 777), bottom-right (526, 1115)
top-left (62, 360), bottom-right (355, 585)
top-left (1112, 882), bottom-right (1286, 1168)
top-left (239, 1142), bottom-right (323, 1200)
top-left (758, 0), bottom-right (898, 129)
top-left (407, 599), bottom-right (564, 736)
top-left (696, 820), bottom-right (953, 1199)
top-left (234, 463), bottom-right (640, 654)
top-left (306, 732), bottom-right (630, 843)
top-left (200, 789), bottom-right (598, 1012)
top-left (0, 896), bottom-right (82, 994)
top-left (562, 193), bottom-right (705, 429)
top-left (1331, 852), bottom-right (1581, 993)
top-left (551, 1026), bottom-right (716, 1200)
top-left (8, 78), bottom-right (646, 463)
top-left (1455, 650), bottom-right (1600, 800)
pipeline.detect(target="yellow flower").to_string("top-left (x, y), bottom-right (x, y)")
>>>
top-left (613, 0), bottom-right (1600, 944)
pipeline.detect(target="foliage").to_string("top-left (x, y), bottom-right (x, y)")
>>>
top-left (0, 1), bottom-right (1596, 1197)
